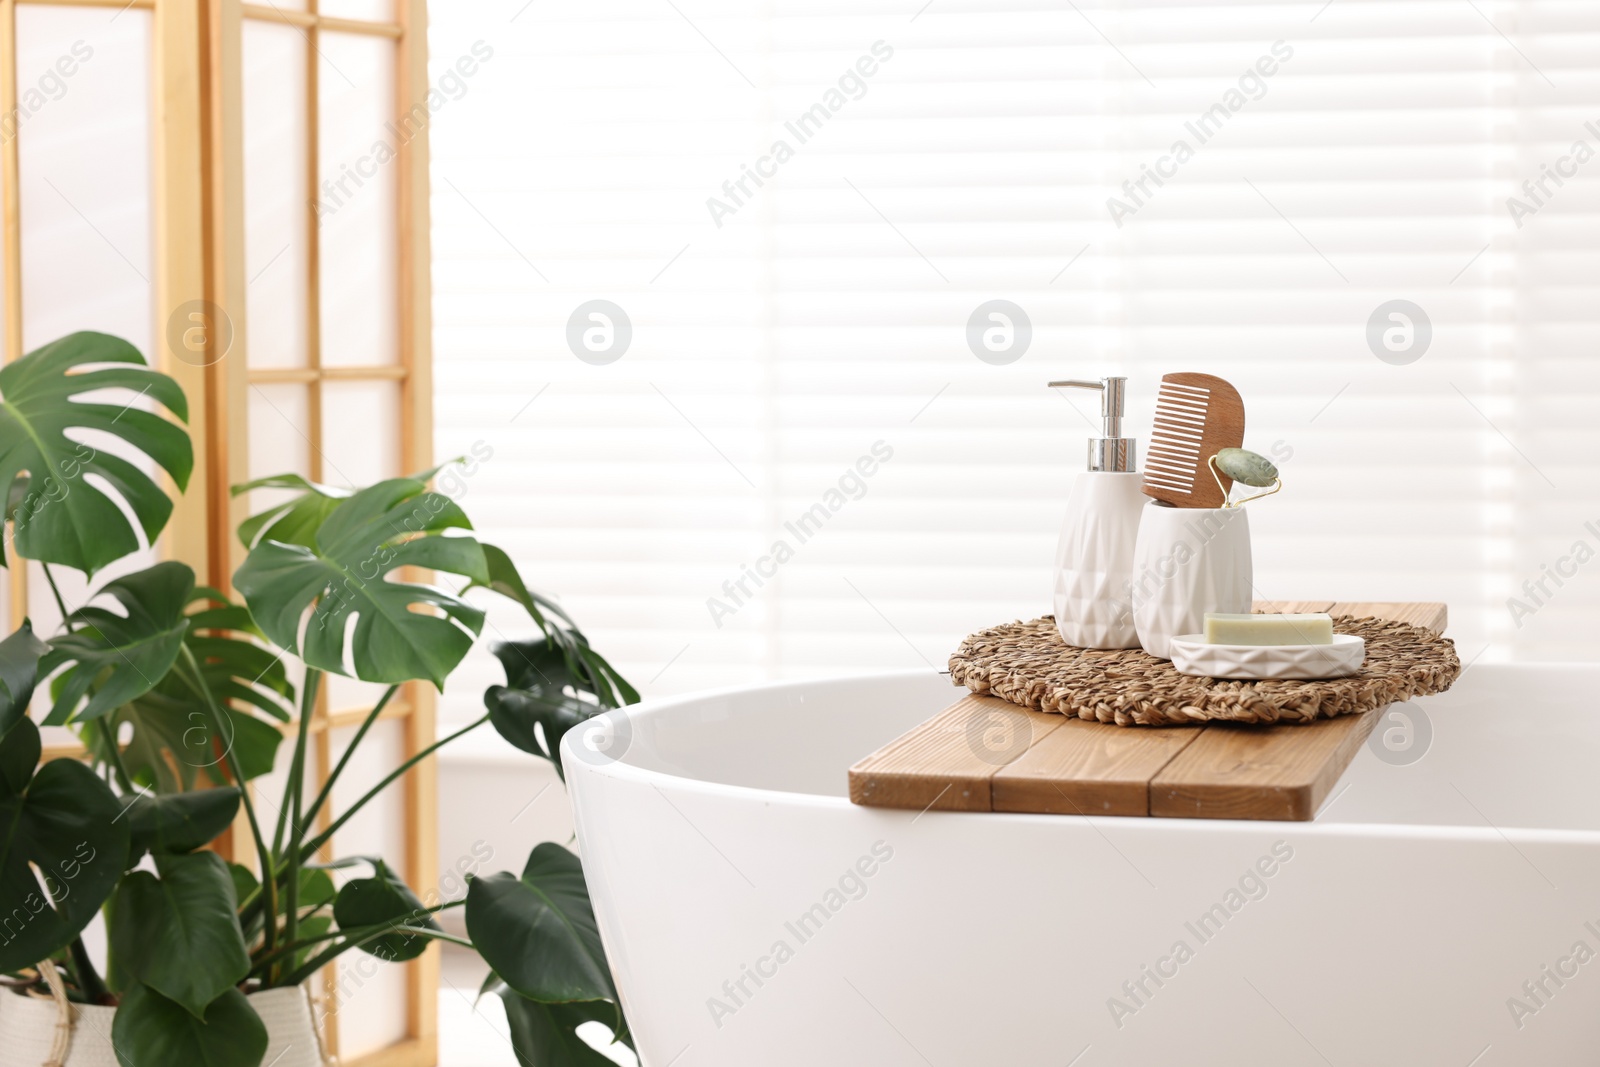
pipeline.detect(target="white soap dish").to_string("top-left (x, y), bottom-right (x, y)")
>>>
top-left (1168, 633), bottom-right (1365, 680)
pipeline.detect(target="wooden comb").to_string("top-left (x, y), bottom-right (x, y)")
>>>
top-left (1141, 372), bottom-right (1245, 509)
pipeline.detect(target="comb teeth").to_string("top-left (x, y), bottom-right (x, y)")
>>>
top-left (1145, 382), bottom-right (1212, 491)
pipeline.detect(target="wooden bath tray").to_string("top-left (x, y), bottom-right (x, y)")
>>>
top-left (849, 601), bottom-right (1447, 822)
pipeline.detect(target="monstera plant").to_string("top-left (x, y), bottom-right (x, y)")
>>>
top-left (0, 333), bottom-right (636, 1067)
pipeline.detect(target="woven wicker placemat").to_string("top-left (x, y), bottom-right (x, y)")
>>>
top-left (948, 615), bottom-right (1462, 727)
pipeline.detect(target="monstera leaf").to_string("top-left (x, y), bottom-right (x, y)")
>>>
top-left (496, 630), bottom-right (637, 711)
top-left (233, 477), bottom-right (489, 687)
top-left (111, 984), bottom-right (266, 1067)
top-left (484, 687), bottom-right (593, 781)
top-left (0, 620), bottom-right (48, 736)
top-left (470, 543), bottom-right (579, 632)
top-left (181, 587), bottom-right (295, 722)
top-left (0, 717), bottom-right (131, 972)
top-left (111, 587), bottom-right (290, 787)
top-left (497, 985), bottom-right (631, 1067)
top-left (64, 576), bottom-right (293, 787)
top-left (83, 698), bottom-right (282, 794)
top-left (232, 462), bottom-right (451, 551)
top-left (474, 549), bottom-right (637, 709)
top-left (41, 562), bottom-right (194, 725)
top-left (125, 788), bottom-right (241, 858)
top-left (485, 634), bottom-right (638, 780)
top-left (231, 472), bottom-right (352, 550)
top-left (0, 331), bottom-right (192, 577)
top-left (484, 637), bottom-right (591, 764)
top-left (229, 861), bottom-right (341, 958)
top-left (331, 859), bottom-right (440, 962)
top-left (465, 843), bottom-right (616, 1004)
top-left (107, 851), bottom-right (251, 1017)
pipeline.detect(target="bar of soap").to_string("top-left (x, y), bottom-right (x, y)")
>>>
top-left (1203, 613), bottom-right (1333, 646)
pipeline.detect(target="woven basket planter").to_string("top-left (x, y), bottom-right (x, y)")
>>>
top-left (0, 975), bottom-right (325, 1067)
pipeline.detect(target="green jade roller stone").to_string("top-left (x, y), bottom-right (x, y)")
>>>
top-left (1214, 447), bottom-right (1278, 487)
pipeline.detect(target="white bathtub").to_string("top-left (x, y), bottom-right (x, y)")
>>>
top-left (564, 666), bottom-right (1600, 1065)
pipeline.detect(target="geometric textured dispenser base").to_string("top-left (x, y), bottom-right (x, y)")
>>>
top-left (849, 602), bottom-right (1457, 822)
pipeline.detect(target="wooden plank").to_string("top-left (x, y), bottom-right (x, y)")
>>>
top-left (1257, 600), bottom-right (1446, 635)
top-left (1, 0), bottom-right (27, 632)
top-left (17, 0), bottom-right (152, 8)
top-left (852, 602), bottom-right (1445, 822)
top-left (247, 365), bottom-right (409, 384)
top-left (323, 363), bottom-right (409, 380)
top-left (0, 0), bottom-right (18, 369)
top-left (1252, 600), bottom-right (1334, 614)
top-left (313, 673), bottom-right (339, 1057)
top-left (320, 13), bottom-right (403, 38)
top-left (396, 0), bottom-right (439, 1054)
top-left (154, 0), bottom-right (213, 575)
top-left (1149, 706), bottom-right (1383, 821)
top-left (342, 1037), bottom-right (435, 1067)
top-left (239, 4), bottom-right (402, 38)
top-left (301, 0), bottom-right (340, 1051)
top-left (1330, 601), bottom-right (1447, 634)
top-left (209, 0), bottom-right (252, 591)
top-left (993, 718), bottom-right (1199, 816)
top-left (41, 742), bottom-right (86, 763)
top-left (240, 3), bottom-right (315, 28)
top-left (302, 0), bottom-right (322, 485)
top-left (247, 367), bottom-right (320, 384)
top-left (849, 695), bottom-right (1063, 812)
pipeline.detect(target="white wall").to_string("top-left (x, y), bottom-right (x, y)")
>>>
top-left (429, 1), bottom-right (1600, 832)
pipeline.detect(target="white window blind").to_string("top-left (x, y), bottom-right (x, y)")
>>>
top-left (428, 0), bottom-right (1600, 720)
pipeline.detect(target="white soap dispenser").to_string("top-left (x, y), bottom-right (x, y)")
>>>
top-left (1048, 377), bottom-right (1146, 649)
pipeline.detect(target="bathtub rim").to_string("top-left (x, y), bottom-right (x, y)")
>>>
top-left (560, 663), bottom-right (1600, 845)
